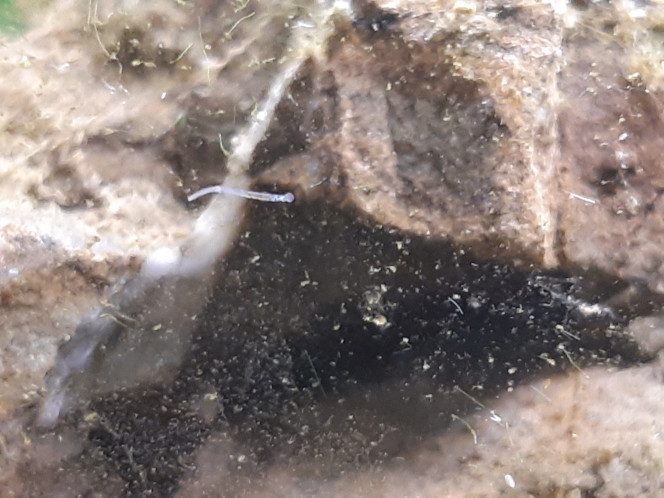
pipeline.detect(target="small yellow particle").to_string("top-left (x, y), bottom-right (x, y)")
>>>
top-left (84, 412), bottom-right (99, 423)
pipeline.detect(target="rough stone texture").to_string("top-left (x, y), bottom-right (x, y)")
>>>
top-left (557, 2), bottom-right (664, 293)
top-left (264, 0), bottom-right (664, 289)
top-left (0, 0), bottom-right (305, 416)
top-left (262, 0), bottom-right (564, 266)
top-left (1, 0), bottom-right (664, 496)
top-left (0, 228), bottom-right (135, 418)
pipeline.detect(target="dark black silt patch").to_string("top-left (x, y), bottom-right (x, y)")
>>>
top-left (85, 389), bottom-right (209, 496)
top-left (85, 197), bottom-right (645, 495)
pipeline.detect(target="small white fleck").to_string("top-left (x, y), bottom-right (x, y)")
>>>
top-left (142, 246), bottom-right (181, 279)
top-left (505, 474), bottom-right (516, 488)
top-left (568, 192), bottom-right (598, 205)
top-left (54, 62), bottom-right (70, 73)
top-left (448, 297), bottom-right (464, 315)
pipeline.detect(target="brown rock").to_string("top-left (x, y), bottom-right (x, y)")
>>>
top-left (258, 0), bottom-right (664, 291)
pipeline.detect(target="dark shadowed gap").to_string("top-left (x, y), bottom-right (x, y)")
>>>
top-left (67, 196), bottom-right (648, 496)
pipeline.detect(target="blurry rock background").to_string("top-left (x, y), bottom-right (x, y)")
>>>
top-left (0, 0), bottom-right (664, 496)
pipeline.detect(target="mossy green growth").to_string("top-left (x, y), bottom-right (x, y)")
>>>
top-left (0, 0), bottom-right (25, 36)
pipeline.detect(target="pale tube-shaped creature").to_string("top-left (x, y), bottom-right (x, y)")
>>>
top-left (187, 185), bottom-right (295, 203)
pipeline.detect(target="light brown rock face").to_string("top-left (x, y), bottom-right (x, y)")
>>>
top-left (558, 26), bottom-right (664, 293)
top-left (261, 0), bottom-right (664, 289)
top-left (262, 0), bottom-right (564, 267)
top-left (1, 0), bottom-right (664, 496)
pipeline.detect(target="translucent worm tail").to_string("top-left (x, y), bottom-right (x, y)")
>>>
top-left (188, 185), bottom-right (295, 203)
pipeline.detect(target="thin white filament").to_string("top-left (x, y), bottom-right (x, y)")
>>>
top-left (187, 185), bottom-right (295, 203)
